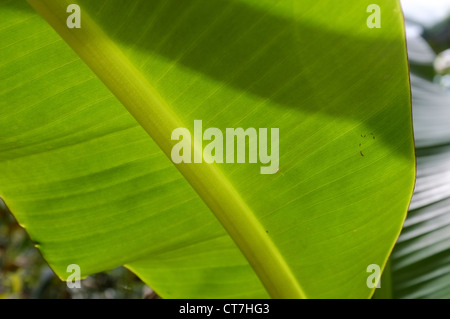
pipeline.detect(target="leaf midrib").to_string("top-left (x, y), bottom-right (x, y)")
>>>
top-left (27, 0), bottom-right (306, 298)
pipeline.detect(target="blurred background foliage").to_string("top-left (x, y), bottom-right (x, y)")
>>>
top-left (1, 0), bottom-right (449, 299)
top-left (388, 0), bottom-right (450, 299)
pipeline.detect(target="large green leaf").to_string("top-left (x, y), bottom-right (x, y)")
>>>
top-left (0, 0), bottom-right (415, 298)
